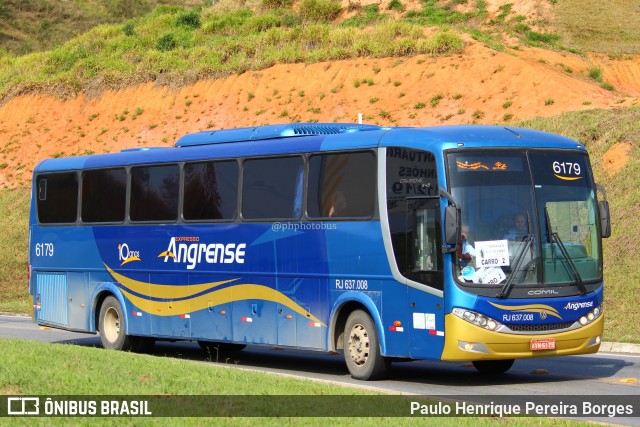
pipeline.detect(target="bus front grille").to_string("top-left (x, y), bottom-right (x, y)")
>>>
top-left (505, 322), bottom-right (574, 333)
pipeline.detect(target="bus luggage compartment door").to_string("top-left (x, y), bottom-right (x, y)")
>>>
top-left (35, 272), bottom-right (88, 330)
top-left (35, 272), bottom-right (69, 327)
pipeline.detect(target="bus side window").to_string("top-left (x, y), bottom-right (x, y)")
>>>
top-left (307, 151), bottom-right (376, 219)
top-left (413, 205), bottom-right (438, 272)
top-left (242, 156), bottom-right (304, 220)
top-left (36, 173), bottom-right (79, 224)
top-left (183, 160), bottom-right (238, 221)
top-left (81, 168), bottom-right (127, 223)
top-left (130, 164), bottom-right (180, 222)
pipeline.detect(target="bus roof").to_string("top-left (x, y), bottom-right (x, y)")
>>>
top-left (33, 123), bottom-right (585, 173)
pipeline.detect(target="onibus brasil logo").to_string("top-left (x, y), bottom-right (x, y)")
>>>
top-left (158, 236), bottom-right (246, 270)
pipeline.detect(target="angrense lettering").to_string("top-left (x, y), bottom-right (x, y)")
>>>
top-left (160, 237), bottom-right (246, 270)
top-left (564, 301), bottom-right (594, 311)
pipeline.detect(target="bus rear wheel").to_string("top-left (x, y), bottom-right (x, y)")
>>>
top-left (344, 310), bottom-right (390, 380)
top-left (99, 296), bottom-right (134, 351)
top-left (472, 359), bottom-right (514, 374)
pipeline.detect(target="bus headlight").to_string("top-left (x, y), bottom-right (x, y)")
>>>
top-left (577, 304), bottom-right (602, 328)
top-left (452, 308), bottom-right (503, 331)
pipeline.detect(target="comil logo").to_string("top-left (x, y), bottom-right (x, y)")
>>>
top-left (158, 236), bottom-right (246, 270)
top-left (118, 243), bottom-right (141, 266)
top-left (564, 301), bottom-right (594, 311)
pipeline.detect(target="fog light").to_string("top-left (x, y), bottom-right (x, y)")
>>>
top-left (458, 341), bottom-right (489, 354)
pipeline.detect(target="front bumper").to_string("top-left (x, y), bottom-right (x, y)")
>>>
top-left (441, 313), bottom-right (603, 361)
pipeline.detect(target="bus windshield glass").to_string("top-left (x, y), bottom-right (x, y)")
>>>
top-left (447, 149), bottom-right (602, 298)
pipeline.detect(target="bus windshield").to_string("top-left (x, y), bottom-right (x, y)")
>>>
top-left (447, 149), bottom-right (603, 298)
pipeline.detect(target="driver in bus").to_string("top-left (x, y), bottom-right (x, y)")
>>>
top-left (503, 212), bottom-right (528, 241)
top-left (458, 224), bottom-right (476, 268)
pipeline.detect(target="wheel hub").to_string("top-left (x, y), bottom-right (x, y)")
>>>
top-left (103, 307), bottom-right (120, 344)
top-left (348, 323), bottom-right (370, 365)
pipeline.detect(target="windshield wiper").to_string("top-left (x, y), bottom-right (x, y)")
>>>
top-left (497, 234), bottom-right (534, 299)
top-left (545, 207), bottom-right (587, 296)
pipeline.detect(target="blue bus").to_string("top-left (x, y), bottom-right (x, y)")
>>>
top-left (29, 123), bottom-right (610, 380)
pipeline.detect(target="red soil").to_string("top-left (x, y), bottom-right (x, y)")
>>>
top-left (0, 39), bottom-right (637, 188)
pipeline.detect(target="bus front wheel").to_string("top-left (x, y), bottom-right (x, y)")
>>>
top-left (344, 310), bottom-right (390, 380)
top-left (99, 296), bottom-right (134, 351)
top-left (472, 359), bottom-right (514, 374)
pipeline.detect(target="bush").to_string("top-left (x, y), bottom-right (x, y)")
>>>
top-left (387, 0), bottom-right (405, 12)
top-left (525, 30), bottom-right (560, 44)
top-left (261, 0), bottom-right (294, 8)
top-left (176, 10), bottom-right (201, 28)
top-left (122, 21), bottom-right (135, 36)
top-left (156, 33), bottom-right (177, 51)
top-left (298, 0), bottom-right (342, 22)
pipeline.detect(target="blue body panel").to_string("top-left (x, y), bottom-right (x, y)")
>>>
top-left (29, 123), bottom-right (599, 361)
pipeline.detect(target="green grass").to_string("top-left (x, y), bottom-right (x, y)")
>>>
top-left (2, 0), bottom-right (638, 103)
top-left (0, 339), bottom-right (594, 425)
top-left (0, 0), bottom-right (204, 55)
top-left (553, 0), bottom-right (640, 53)
top-left (0, 188), bottom-right (31, 314)
top-left (0, 7), bottom-right (463, 102)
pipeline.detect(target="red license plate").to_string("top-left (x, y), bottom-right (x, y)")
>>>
top-left (530, 338), bottom-right (556, 351)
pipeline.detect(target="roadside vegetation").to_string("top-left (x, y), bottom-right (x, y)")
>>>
top-left (553, 0), bottom-right (640, 53)
top-left (0, 3), bottom-right (464, 103)
top-left (0, 0), bottom-right (205, 55)
top-left (3, 0), bottom-right (635, 104)
top-left (0, 187), bottom-right (30, 314)
top-left (0, 338), bottom-right (592, 425)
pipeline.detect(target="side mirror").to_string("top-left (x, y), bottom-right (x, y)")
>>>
top-left (599, 200), bottom-right (611, 238)
top-left (444, 205), bottom-right (459, 246)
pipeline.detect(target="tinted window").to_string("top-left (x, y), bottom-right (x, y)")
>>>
top-left (81, 168), bottom-right (126, 223)
top-left (308, 152), bottom-right (376, 218)
top-left (385, 147), bottom-right (441, 287)
top-left (37, 173), bottom-right (79, 224)
top-left (130, 164), bottom-right (179, 221)
top-left (183, 161), bottom-right (238, 221)
top-left (242, 157), bottom-right (303, 219)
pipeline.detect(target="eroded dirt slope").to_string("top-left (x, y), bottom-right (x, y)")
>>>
top-left (0, 40), bottom-right (638, 188)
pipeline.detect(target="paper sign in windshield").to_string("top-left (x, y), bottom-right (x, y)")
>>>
top-left (476, 266), bottom-right (506, 285)
top-left (475, 240), bottom-right (510, 267)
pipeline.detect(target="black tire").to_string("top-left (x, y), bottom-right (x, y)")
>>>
top-left (198, 341), bottom-right (246, 358)
top-left (343, 310), bottom-right (390, 380)
top-left (472, 359), bottom-right (515, 374)
top-left (98, 296), bottom-right (134, 351)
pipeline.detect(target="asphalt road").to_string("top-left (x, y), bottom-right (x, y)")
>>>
top-left (2, 314), bottom-right (639, 424)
